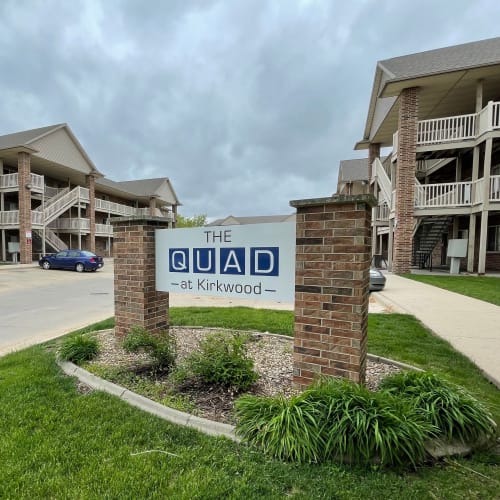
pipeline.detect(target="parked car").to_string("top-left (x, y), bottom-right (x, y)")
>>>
top-left (369, 267), bottom-right (386, 291)
top-left (39, 250), bottom-right (104, 272)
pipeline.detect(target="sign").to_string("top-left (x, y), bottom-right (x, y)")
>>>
top-left (156, 223), bottom-right (295, 302)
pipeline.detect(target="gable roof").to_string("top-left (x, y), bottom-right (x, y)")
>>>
top-left (207, 214), bottom-right (295, 226)
top-left (356, 37), bottom-right (500, 149)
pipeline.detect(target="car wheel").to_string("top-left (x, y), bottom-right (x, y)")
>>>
top-left (75, 263), bottom-right (85, 273)
top-left (42, 261), bottom-right (51, 270)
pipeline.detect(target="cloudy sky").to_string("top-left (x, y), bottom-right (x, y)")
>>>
top-left (1, 1), bottom-right (499, 219)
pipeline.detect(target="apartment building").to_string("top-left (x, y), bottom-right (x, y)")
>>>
top-left (354, 37), bottom-right (500, 273)
top-left (0, 124), bottom-right (180, 263)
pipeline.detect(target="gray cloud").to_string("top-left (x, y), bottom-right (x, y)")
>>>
top-left (1, 0), bottom-right (500, 219)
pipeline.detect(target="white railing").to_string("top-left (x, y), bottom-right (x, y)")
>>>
top-left (373, 158), bottom-right (392, 206)
top-left (417, 113), bottom-right (476, 145)
top-left (95, 198), bottom-right (136, 216)
top-left (78, 186), bottom-right (90, 201)
top-left (0, 210), bottom-right (19, 225)
top-left (415, 181), bottom-right (473, 208)
top-left (31, 211), bottom-right (44, 226)
top-left (45, 186), bottom-right (69, 200)
top-left (44, 186), bottom-right (89, 224)
top-left (373, 204), bottom-right (390, 222)
top-left (0, 173), bottom-right (19, 190)
top-left (491, 175), bottom-right (500, 201)
top-left (392, 131), bottom-right (399, 161)
top-left (44, 228), bottom-right (68, 251)
top-left (96, 223), bottom-right (113, 236)
top-left (30, 173), bottom-right (44, 192)
top-left (49, 218), bottom-right (90, 231)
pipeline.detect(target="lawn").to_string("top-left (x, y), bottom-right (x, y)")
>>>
top-left (0, 311), bottom-right (499, 498)
top-left (402, 274), bottom-right (500, 306)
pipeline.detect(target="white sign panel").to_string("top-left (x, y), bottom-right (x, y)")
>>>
top-left (156, 223), bottom-right (296, 302)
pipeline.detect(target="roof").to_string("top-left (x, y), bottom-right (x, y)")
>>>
top-left (95, 177), bottom-right (180, 206)
top-left (207, 214), bottom-right (295, 226)
top-left (379, 37), bottom-right (500, 83)
top-left (356, 37), bottom-right (500, 149)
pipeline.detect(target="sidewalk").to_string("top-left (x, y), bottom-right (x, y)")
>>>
top-left (375, 273), bottom-right (500, 388)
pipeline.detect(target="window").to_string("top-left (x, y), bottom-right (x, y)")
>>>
top-left (487, 226), bottom-right (500, 251)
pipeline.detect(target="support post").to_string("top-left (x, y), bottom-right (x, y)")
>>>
top-left (290, 194), bottom-right (376, 389)
top-left (86, 174), bottom-right (96, 253)
top-left (18, 152), bottom-right (32, 264)
top-left (111, 216), bottom-right (170, 338)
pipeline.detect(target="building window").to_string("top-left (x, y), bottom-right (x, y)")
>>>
top-left (487, 226), bottom-right (500, 251)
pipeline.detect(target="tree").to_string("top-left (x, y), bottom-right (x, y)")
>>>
top-left (175, 214), bottom-right (207, 228)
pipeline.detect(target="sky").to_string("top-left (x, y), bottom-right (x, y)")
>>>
top-left (1, 0), bottom-right (500, 220)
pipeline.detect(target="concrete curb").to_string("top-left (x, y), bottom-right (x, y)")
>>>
top-left (58, 360), bottom-right (239, 442)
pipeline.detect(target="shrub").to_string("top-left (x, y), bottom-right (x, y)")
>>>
top-left (122, 326), bottom-right (177, 372)
top-left (186, 331), bottom-right (258, 391)
top-left (380, 371), bottom-right (496, 444)
top-left (59, 334), bottom-right (100, 364)
top-left (235, 377), bottom-right (434, 466)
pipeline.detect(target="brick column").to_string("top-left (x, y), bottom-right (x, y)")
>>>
top-left (149, 197), bottom-right (157, 216)
top-left (111, 216), bottom-right (170, 338)
top-left (18, 152), bottom-right (32, 264)
top-left (86, 174), bottom-right (96, 252)
top-left (290, 194), bottom-right (376, 389)
top-left (393, 87), bottom-right (418, 273)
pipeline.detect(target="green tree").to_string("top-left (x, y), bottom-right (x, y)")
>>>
top-left (175, 214), bottom-right (207, 227)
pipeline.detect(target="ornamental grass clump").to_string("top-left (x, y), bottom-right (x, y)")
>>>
top-left (186, 331), bottom-right (258, 391)
top-left (122, 326), bottom-right (177, 372)
top-left (380, 371), bottom-right (496, 445)
top-left (59, 334), bottom-right (100, 364)
top-left (235, 376), bottom-right (434, 466)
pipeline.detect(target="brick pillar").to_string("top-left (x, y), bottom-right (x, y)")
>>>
top-left (111, 217), bottom-right (170, 338)
top-left (368, 142), bottom-right (380, 193)
top-left (393, 87), bottom-right (418, 274)
top-left (290, 194), bottom-right (376, 389)
top-left (18, 152), bottom-right (32, 264)
top-left (149, 197), bottom-right (157, 216)
top-left (86, 174), bottom-right (96, 253)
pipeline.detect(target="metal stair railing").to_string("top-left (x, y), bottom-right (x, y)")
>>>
top-left (44, 187), bottom-right (89, 224)
top-left (373, 157), bottom-right (393, 207)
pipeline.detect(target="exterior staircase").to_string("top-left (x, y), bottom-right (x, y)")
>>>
top-left (33, 228), bottom-right (68, 253)
top-left (412, 217), bottom-right (452, 269)
top-left (44, 186), bottom-right (89, 224)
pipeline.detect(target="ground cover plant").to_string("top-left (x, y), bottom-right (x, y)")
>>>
top-left (235, 378), bottom-right (435, 467)
top-left (402, 274), bottom-right (500, 306)
top-left (58, 333), bottom-right (100, 364)
top-left (123, 326), bottom-right (177, 372)
top-left (181, 331), bottom-right (258, 391)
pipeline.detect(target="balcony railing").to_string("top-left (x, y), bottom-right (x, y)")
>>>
top-left (414, 176), bottom-right (500, 208)
top-left (95, 198), bottom-right (137, 216)
top-left (96, 223), bottom-right (113, 236)
top-left (49, 218), bottom-right (90, 231)
top-left (0, 173), bottom-right (44, 192)
top-left (392, 101), bottom-right (500, 151)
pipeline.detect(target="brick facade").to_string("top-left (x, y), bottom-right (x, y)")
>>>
top-left (111, 217), bottom-right (170, 338)
top-left (18, 152), bottom-right (32, 264)
top-left (86, 174), bottom-right (96, 253)
top-left (393, 87), bottom-right (418, 273)
top-left (290, 195), bottom-right (375, 389)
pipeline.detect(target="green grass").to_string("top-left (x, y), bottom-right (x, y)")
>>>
top-left (402, 274), bottom-right (500, 306)
top-left (1, 311), bottom-right (499, 498)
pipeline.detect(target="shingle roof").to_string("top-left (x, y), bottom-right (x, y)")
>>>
top-left (0, 124), bottom-right (64, 150)
top-left (115, 178), bottom-right (167, 196)
top-left (380, 37), bottom-right (500, 82)
top-left (207, 214), bottom-right (295, 226)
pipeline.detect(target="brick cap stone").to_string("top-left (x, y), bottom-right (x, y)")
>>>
top-left (290, 194), bottom-right (377, 208)
top-left (110, 216), bottom-right (170, 225)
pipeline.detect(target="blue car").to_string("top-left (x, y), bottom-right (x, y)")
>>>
top-left (39, 250), bottom-right (104, 273)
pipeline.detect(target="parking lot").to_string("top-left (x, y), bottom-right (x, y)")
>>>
top-left (0, 263), bottom-right (114, 355)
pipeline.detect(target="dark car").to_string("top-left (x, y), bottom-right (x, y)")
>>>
top-left (39, 250), bottom-right (104, 272)
top-left (369, 267), bottom-right (386, 291)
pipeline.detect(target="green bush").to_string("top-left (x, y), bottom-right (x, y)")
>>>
top-left (380, 371), bottom-right (496, 444)
top-left (59, 334), bottom-right (100, 364)
top-left (122, 326), bottom-right (177, 372)
top-left (186, 331), bottom-right (258, 391)
top-left (235, 377), bottom-right (434, 466)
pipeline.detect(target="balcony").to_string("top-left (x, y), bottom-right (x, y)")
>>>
top-left (48, 218), bottom-right (90, 232)
top-left (96, 223), bottom-right (113, 236)
top-left (95, 198), bottom-right (136, 216)
top-left (414, 175), bottom-right (500, 209)
top-left (392, 101), bottom-right (500, 158)
top-left (0, 210), bottom-right (44, 227)
top-left (0, 173), bottom-right (44, 193)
